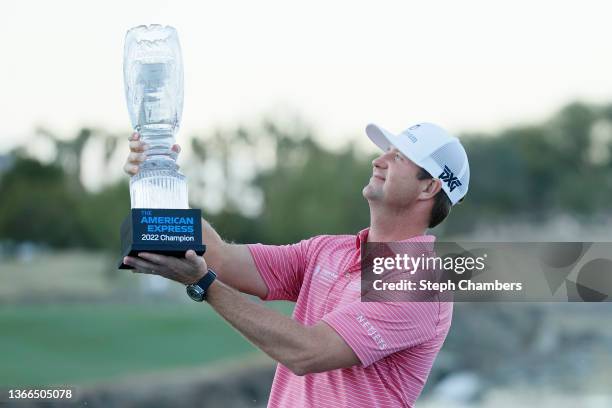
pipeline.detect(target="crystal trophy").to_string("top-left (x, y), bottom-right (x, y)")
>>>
top-left (119, 24), bottom-right (205, 269)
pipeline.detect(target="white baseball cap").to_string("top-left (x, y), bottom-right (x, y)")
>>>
top-left (366, 122), bottom-right (470, 205)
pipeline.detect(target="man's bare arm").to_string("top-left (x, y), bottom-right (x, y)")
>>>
top-left (206, 278), bottom-right (361, 376)
top-left (199, 219), bottom-right (268, 299)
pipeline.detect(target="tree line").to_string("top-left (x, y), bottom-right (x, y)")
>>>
top-left (1, 101), bottom-right (611, 251)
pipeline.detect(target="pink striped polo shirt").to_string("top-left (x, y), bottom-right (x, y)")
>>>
top-left (248, 229), bottom-right (453, 408)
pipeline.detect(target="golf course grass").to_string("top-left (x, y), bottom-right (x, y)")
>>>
top-left (0, 302), bottom-right (292, 387)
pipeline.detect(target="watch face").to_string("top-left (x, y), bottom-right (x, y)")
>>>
top-left (187, 285), bottom-right (204, 301)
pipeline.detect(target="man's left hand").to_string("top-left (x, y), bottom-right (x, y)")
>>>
top-left (123, 250), bottom-right (208, 285)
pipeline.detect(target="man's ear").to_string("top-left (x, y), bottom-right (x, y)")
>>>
top-left (419, 178), bottom-right (442, 201)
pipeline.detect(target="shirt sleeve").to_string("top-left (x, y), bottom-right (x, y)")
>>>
top-left (247, 240), bottom-right (312, 302)
top-left (322, 300), bottom-right (442, 367)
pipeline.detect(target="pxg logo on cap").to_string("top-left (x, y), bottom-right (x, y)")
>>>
top-left (439, 165), bottom-right (462, 192)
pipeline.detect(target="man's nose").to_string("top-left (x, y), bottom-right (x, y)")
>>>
top-left (372, 151), bottom-right (390, 167)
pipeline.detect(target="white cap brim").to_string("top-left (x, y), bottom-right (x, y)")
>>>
top-left (365, 123), bottom-right (394, 152)
top-left (366, 123), bottom-right (421, 164)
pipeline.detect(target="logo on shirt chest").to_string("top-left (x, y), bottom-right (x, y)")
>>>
top-left (313, 265), bottom-right (339, 284)
top-left (313, 265), bottom-right (362, 309)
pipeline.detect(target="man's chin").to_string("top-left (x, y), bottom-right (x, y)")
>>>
top-left (362, 184), bottom-right (382, 201)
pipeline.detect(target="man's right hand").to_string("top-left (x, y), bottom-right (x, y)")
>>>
top-left (123, 132), bottom-right (182, 176)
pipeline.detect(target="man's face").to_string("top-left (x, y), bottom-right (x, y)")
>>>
top-left (362, 147), bottom-right (425, 209)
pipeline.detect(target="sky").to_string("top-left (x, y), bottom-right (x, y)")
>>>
top-left (2, 0), bottom-right (612, 154)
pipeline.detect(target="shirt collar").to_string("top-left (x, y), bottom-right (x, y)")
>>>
top-left (355, 227), bottom-right (436, 251)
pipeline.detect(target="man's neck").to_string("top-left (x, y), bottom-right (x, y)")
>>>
top-left (367, 206), bottom-right (428, 242)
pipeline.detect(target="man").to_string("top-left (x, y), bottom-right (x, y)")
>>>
top-left (122, 122), bottom-right (470, 407)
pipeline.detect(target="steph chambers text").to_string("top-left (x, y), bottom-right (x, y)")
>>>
top-left (372, 279), bottom-right (523, 292)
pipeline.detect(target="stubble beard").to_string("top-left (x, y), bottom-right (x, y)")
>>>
top-left (363, 180), bottom-right (383, 202)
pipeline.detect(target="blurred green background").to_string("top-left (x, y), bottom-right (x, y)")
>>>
top-left (4, 101), bottom-right (612, 252)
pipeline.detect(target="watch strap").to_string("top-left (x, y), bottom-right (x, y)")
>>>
top-left (194, 269), bottom-right (217, 300)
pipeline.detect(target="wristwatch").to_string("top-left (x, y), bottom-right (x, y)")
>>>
top-left (186, 269), bottom-right (217, 302)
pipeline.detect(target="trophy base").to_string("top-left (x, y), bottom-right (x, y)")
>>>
top-left (118, 208), bottom-right (206, 269)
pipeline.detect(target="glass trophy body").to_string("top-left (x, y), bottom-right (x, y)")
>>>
top-left (119, 24), bottom-right (204, 269)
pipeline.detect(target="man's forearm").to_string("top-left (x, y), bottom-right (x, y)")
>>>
top-left (200, 218), bottom-right (226, 271)
top-left (205, 279), bottom-right (315, 375)
top-left (200, 219), bottom-right (268, 298)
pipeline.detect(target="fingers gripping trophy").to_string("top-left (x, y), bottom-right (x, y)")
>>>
top-left (119, 25), bottom-right (205, 269)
